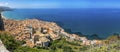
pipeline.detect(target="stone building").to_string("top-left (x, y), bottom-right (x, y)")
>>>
top-left (34, 36), bottom-right (50, 47)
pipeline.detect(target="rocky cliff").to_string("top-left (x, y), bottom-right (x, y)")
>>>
top-left (0, 39), bottom-right (9, 52)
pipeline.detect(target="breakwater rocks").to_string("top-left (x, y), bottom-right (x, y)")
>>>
top-left (3, 19), bottom-right (102, 47)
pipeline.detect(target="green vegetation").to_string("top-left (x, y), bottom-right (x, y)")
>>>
top-left (0, 32), bottom-right (120, 52)
top-left (14, 46), bottom-right (49, 52)
top-left (85, 40), bottom-right (120, 52)
top-left (84, 35), bottom-right (120, 52)
top-left (49, 38), bottom-right (79, 52)
top-left (0, 32), bottom-right (25, 51)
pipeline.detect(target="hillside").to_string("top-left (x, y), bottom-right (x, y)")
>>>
top-left (0, 19), bottom-right (119, 52)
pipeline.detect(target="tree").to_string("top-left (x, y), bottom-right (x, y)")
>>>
top-left (62, 46), bottom-right (74, 52)
top-left (0, 32), bottom-right (25, 51)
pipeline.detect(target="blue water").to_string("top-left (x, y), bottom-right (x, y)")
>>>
top-left (2, 8), bottom-right (120, 39)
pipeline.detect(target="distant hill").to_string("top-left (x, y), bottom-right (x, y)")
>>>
top-left (0, 6), bottom-right (12, 11)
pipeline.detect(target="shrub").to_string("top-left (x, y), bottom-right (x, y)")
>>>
top-left (56, 44), bottom-right (62, 48)
top-left (67, 41), bottom-right (80, 46)
top-left (79, 46), bottom-right (88, 51)
top-left (36, 46), bottom-right (49, 50)
top-left (14, 46), bottom-right (40, 52)
top-left (62, 46), bottom-right (74, 52)
top-left (49, 49), bottom-right (56, 52)
top-left (107, 35), bottom-right (119, 41)
top-left (50, 45), bottom-right (57, 50)
top-left (0, 32), bottom-right (25, 51)
top-left (74, 47), bottom-right (78, 49)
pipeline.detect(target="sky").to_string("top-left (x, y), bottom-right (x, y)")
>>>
top-left (0, 0), bottom-right (120, 8)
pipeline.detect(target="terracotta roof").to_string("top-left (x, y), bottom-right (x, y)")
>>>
top-left (39, 37), bottom-right (50, 42)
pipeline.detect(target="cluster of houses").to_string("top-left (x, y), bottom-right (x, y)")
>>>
top-left (3, 18), bottom-right (103, 48)
top-left (26, 25), bottom-right (102, 47)
top-left (15, 25), bottom-right (61, 47)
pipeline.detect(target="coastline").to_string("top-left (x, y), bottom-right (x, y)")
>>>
top-left (1, 14), bottom-right (8, 20)
top-left (1, 11), bottom-right (118, 39)
top-left (2, 15), bottom-right (102, 45)
top-left (0, 14), bottom-right (97, 39)
top-left (0, 14), bottom-right (102, 40)
top-left (1, 14), bottom-right (120, 52)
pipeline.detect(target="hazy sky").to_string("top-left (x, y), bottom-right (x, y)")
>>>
top-left (0, 0), bottom-right (120, 8)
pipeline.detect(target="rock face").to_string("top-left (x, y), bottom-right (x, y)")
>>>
top-left (0, 39), bottom-right (9, 52)
top-left (0, 13), bottom-right (4, 31)
top-left (0, 14), bottom-right (1, 19)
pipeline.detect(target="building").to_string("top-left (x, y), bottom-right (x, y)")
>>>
top-left (26, 25), bottom-right (34, 39)
top-left (35, 36), bottom-right (50, 47)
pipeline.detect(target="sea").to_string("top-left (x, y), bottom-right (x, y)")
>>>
top-left (2, 8), bottom-right (120, 39)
